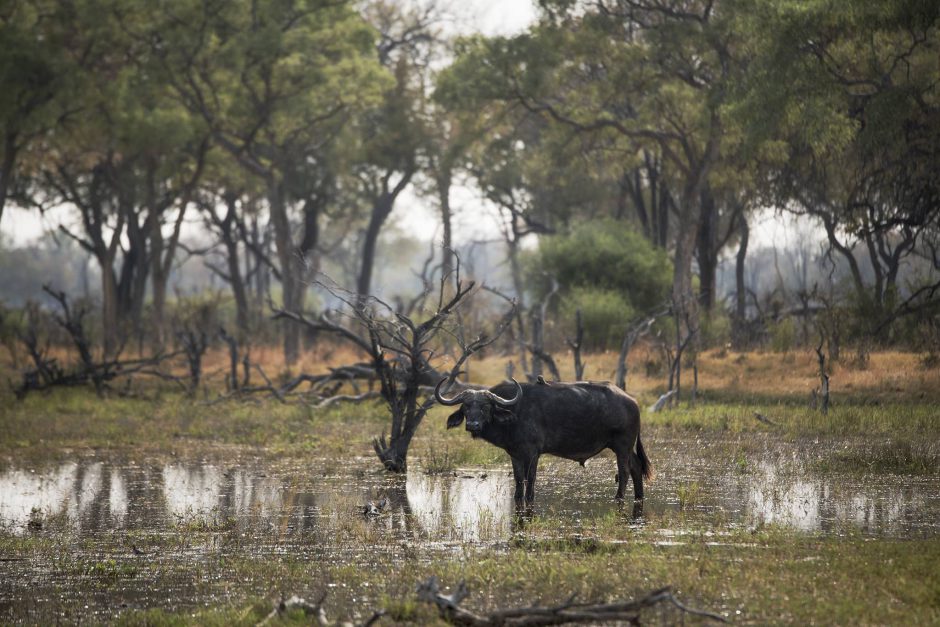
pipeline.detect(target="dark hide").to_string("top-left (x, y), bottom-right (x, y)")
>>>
top-left (445, 380), bottom-right (651, 502)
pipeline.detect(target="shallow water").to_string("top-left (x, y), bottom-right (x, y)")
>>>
top-left (1, 438), bottom-right (936, 541)
top-left (0, 434), bottom-right (938, 622)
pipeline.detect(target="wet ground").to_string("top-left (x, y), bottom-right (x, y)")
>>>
top-left (1, 433), bottom-right (938, 622)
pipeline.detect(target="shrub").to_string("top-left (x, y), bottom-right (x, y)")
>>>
top-left (560, 287), bottom-right (635, 351)
top-left (701, 311), bottom-right (732, 348)
top-left (529, 219), bottom-right (672, 349)
top-left (769, 317), bottom-right (796, 353)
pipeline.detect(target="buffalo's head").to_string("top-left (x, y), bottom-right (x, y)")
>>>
top-left (434, 377), bottom-right (523, 436)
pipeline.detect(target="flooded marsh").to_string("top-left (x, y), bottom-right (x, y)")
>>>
top-left (1, 430), bottom-right (938, 624)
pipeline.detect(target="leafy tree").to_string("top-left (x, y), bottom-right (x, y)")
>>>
top-left (440, 1), bottom-right (743, 349)
top-left (0, 1), bottom-right (78, 227)
top-left (13, 0), bottom-right (208, 355)
top-left (530, 219), bottom-right (672, 347)
top-left (351, 0), bottom-right (435, 302)
top-left (153, 0), bottom-right (389, 364)
top-left (734, 0), bottom-right (940, 337)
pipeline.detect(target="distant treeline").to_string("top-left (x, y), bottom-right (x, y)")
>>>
top-left (0, 0), bottom-right (937, 365)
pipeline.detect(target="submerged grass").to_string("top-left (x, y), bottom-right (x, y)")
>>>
top-left (88, 521), bottom-right (940, 625)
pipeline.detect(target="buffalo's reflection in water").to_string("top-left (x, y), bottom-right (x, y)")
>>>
top-left (0, 453), bottom-right (938, 540)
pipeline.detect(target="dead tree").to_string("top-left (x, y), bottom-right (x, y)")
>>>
top-left (566, 309), bottom-right (586, 380)
top-left (615, 314), bottom-right (659, 392)
top-left (42, 286), bottom-right (103, 394)
top-left (274, 259), bottom-right (515, 472)
top-left (527, 276), bottom-right (560, 381)
top-left (177, 328), bottom-right (208, 395)
top-left (815, 336), bottom-right (830, 414)
top-left (15, 290), bottom-right (180, 399)
top-left (17, 302), bottom-right (60, 394)
top-left (256, 577), bottom-right (725, 627)
top-left (416, 577), bottom-right (726, 625)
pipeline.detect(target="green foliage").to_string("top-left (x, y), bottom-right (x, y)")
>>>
top-left (701, 312), bottom-right (732, 348)
top-left (534, 220), bottom-right (672, 308)
top-left (530, 219), bottom-right (672, 348)
top-left (769, 317), bottom-right (796, 353)
top-left (560, 287), bottom-right (634, 350)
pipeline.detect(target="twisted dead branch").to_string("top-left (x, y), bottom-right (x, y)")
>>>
top-left (256, 578), bottom-right (726, 627)
top-left (416, 576), bottom-right (727, 626)
top-left (14, 288), bottom-right (184, 399)
top-left (274, 253), bottom-right (516, 471)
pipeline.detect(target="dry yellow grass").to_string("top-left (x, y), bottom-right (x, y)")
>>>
top-left (465, 345), bottom-right (940, 405)
top-left (6, 338), bottom-right (938, 406)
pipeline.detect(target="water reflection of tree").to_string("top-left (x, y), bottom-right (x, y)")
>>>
top-left (379, 475), bottom-right (417, 537)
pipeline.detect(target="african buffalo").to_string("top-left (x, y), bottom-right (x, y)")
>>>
top-left (435, 377), bottom-right (651, 503)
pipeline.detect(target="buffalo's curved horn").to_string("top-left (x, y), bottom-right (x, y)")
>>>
top-left (434, 377), bottom-right (465, 406)
top-left (486, 377), bottom-right (522, 406)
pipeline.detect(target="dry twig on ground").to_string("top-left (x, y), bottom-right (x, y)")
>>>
top-left (416, 576), bottom-right (727, 626)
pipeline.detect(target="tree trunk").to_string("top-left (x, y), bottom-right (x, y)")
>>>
top-left (151, 272), bottom-right (168, 350)
top-left (732, 213), bottom-right (749, 350)
top-left (437, 171), bottom-right (454, 280)
top-left (672, 206), bottom-right (698, 326)
top-left (358, 195), bottom-right (395, 301)
top-left (151, 202), bottom-right (192, 352)
top-left (225, 232), bottom-right (250, 339)
top-left (117, 205), bottom-right (150, 349)
top-left (357, 170), bottom-right (414, 303)
top-left (506, 237), bottom-right (530, 373)
top-left (373, 427), bottom-right (419, 472)
top-left (0, 131), bottom-right (17, 227)
top-left (101, 267), bottom-right (120, 357)
top-left (696, 187), bottom-right (718, 313)
top-left (213, 196), bottom-right (251, 339)
top-left (268, 179), bottom-right (301, 365)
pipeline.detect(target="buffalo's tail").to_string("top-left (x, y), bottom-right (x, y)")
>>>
top-left (635, 434), bottom-right (653, 480)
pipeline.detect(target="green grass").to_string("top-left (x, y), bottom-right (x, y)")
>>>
top-left (644, 401), bottom-right (940, 438)
top-left (0, 387), bottom-right (389, 457)
top-left (4, 386), bottom-right (939, 460)
top-left (95, 522), bottom-right (940, 625)
top-left (814, 438), bottom-right (940, 475)
top-left (2, 351), bottom-right (939, 624)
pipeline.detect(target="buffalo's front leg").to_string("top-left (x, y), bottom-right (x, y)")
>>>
top-left (511, 457), bottom-right (526, 501)
top-left (524, 455), bottom-right (540, 502)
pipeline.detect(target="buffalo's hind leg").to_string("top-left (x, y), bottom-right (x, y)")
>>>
top-left (613, 442), bottom-right (643, 500)
top-left (628, 451), bottom-right (645, 500)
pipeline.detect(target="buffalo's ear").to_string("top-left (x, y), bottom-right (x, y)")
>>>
top-left (494, 406), bottom-right (517, 422)
top-left (446, 408), bottom-right (465, 429)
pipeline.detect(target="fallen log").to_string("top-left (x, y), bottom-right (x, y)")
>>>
top-left (416, 576), bottom-right (727, 626)
top-left (256, 578), bottom-right (726, 627)
top-left (648, 389), bottom-right (677, 413)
